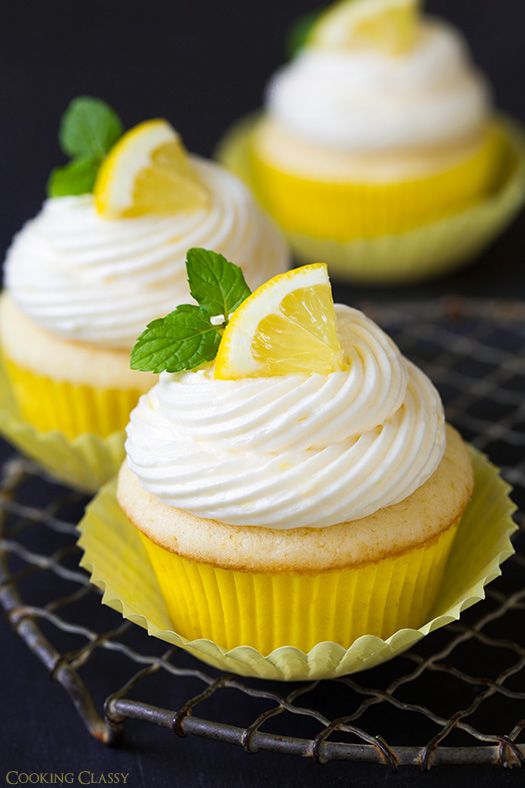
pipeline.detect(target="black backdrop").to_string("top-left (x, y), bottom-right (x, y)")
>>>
top-left (2, 0), bottom-right (525, 299)
top-left (1, 2), bottom-right (525, 787)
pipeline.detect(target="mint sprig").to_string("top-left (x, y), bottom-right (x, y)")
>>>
top-left (131, 305), bottom-right (221, 374)
top-left (187, 247), bottom-right (251, 318)
top-left (286, 6), bottom-right (325, 58)
top-left (131, 249), bottom-right (252, 374)
top-left (48, 156), bottom-right (100, 197)
top-left (60, 96), bottom-right (123, 159)
top-left (48, 97), bottom-right (123, 198)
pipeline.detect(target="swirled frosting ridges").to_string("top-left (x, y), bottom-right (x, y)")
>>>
top-left (266, 20), bottom-right (490, 151)
top-left (5, 158), bottom-right (288, 349)
top-left (126, 305), bottom-right (446, 529)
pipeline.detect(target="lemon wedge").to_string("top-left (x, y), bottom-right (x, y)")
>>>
top-left (310, 0), bottom-right (421, 55)
top-left (214, 264), bottom-right (346, 379)
top-left (94, 119), bottom-right (210, 218)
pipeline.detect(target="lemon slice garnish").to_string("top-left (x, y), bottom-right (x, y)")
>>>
top-left (310, 0), bottom-right (421, 55)
top-left (214, 264), bottom-right (346, 379)
top-left (94, 119), bottom-right (210, 218)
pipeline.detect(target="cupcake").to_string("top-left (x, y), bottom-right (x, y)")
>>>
top-left (116, 251), bottom-right (474, 653)
top-left (1, 97), bottom-right (289, 441)
top-left (218, 0), bottom-right (525, 283)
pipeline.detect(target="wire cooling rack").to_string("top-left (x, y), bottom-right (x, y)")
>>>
top-left (0, 297), bottom-right (524, 769)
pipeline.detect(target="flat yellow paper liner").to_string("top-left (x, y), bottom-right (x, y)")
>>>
top-left (216, 115), bottom-right (525, 284)
top-left (78, 447), bottom-right (517, 680)
top-left (0, 351), bottom-right (127, 493)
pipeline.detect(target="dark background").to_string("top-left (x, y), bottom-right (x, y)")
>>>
top-left (1, 1), bottom-right (525, 786)
top-left (2, 0), bottom-right (525, 301)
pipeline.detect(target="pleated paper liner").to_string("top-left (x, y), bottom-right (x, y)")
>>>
top-left (139, 519), bottom-right (458, 654)
top-left (3, 356), bottom-right (143, 439)
top-left (78, 447), bottom-right (517, 681)
top-left (249, 124), bottom-right (503, 241)
top-left (216, 115), bottom-right (525, 284)
top-left (0, 351), bottom-right (127, 493)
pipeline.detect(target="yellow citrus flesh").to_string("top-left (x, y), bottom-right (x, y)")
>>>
top-left (311, 0), bottom-right (420, 55)
top-left (94, 119), bottom-right (210, 219)
top-left (214, 264), bottom-right (346, 379)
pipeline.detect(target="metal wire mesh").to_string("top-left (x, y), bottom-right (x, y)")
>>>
top-left (0, 296), bottom-right (524, 769)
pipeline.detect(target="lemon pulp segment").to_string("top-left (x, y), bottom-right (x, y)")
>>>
top-left (214, 264), bottom-right (346, 379)
top-left (311, 0), bottom-right (420, 55)
top-left (94, 119), bottom-right (210, 218)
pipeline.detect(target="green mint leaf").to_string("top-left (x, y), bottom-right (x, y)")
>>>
top-left (47, 156), bottom-right (99, 197)
top-left (59, 96), bottom-right (123, 160)
top-left (130, 305), bottom-right (221, 374)
top-left (186, 248), bottom-right (251, 319)
top-left (287, 7), bottom-right (325, 58)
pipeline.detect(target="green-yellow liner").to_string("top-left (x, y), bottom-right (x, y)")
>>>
top-left (0, 351), bottom-right (126, 493)
top-left (216, 115), bottom-right (525, 284)
top-left (78, 447), bottom-right (517, 680)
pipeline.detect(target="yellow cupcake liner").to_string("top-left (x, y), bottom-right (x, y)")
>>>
top-left (3, 355), bottom-right (143, 439)
top-left (0, 351), bottom-right (129, 493)
top-left (78, 447), bottom-right (517, 680)
top-left (139, 520), bottom-right (458, 654)
top-left (250, 125), bottom-right (504, 242)
top-left (217, 115), bottom-right (525, 284)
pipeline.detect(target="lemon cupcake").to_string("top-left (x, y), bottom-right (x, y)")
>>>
top-left (116, 251), bottom-right (474, 654)
top-left (1, 97), bottom-right (289, 442)
top-left (219, 0), bottom-right (525, 282)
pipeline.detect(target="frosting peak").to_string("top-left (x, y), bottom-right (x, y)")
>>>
top-left (266, 20), bottom-right (490, 151)
top-left (4, 158), bottom-right (288, 349)
top-left (126, 304), bottom-right (446, 529)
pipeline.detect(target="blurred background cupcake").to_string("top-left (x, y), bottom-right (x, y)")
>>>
top-left (218, 0), bottom-right (525, 283)
top-left (1, 97), bottom-right (289, 441)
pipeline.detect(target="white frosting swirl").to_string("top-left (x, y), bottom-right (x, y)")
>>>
top-left (126, 305), bottom-right (446, 529)
top-left (266, 20), bottom-right (490, 151)
top-left (4, 158), bottom-right (288, 349)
